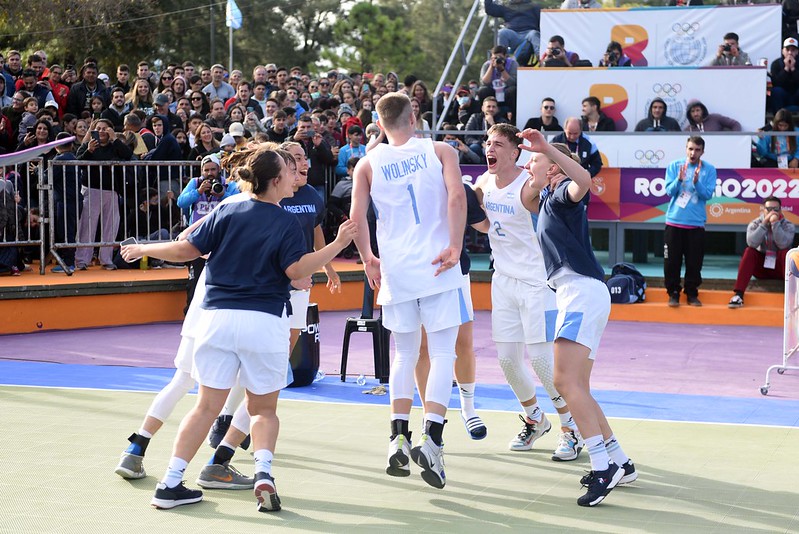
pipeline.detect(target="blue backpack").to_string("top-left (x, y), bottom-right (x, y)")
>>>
top-left (606, 262), bottom-right (646, 304)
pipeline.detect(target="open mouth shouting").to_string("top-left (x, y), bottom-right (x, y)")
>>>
top-left (486, 154), bottom-right (498, 170)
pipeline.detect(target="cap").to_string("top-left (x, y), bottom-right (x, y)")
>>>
top-left (201, 153), bottom-right (221, 168)
top-left (98, 73), bottom-right (110, 83)
top-left (154, 93), bottom-right (170, 106)
top-left (220, 133), bottom-right (236, 147)
top-left (338, 103), bottom-right (354, 119)
top-left (228, 122), bottom-right (245, 137)
top-left (785, 37), bottom-right (799, 48)
top-left (456, 85), bottom-right (470, 96)
top-left (44, 99), bottom-right (59, 109)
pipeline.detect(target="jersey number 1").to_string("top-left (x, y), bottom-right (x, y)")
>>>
top-left (407, 184), bottom-right (420, 224)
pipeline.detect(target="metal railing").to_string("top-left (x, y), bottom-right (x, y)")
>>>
top-left (0, 158), bottom-right (46, 274)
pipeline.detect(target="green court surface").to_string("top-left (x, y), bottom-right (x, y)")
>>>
top-left (2, 386), bottom-right (797, 534)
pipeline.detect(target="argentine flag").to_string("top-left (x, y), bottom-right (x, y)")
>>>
top-left (226, 0), bottom-right (242, 30)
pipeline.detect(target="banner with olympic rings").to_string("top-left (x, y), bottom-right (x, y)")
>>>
top-left (516, 66), bottom-right (766, 133)
top-left (540, 4), bottom-right (781, 68)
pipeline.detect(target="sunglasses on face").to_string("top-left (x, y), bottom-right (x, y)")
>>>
top-left (191, 96), bottom-right (202, 101)
top-left (765, 206), bottom-right (781, 212)
top-left (162, 76), bottom-right (173, 81)
top-left (543, 105), bottom-right (555, 110)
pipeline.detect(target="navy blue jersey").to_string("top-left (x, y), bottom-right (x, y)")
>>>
top-left (537, 179), bottom-right (604, 281)
top-left (281, 184), bottom-right (325, 252)
top-left (461, 183), bottom-right (487, 275)
top-left (188, 199), bottom-right (306, 316)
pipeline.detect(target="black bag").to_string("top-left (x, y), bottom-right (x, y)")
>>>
top-left (606, 262), bottom-right (646, 304)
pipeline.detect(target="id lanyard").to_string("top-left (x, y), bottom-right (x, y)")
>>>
top-left (676, 160), bottom-right (701, 209)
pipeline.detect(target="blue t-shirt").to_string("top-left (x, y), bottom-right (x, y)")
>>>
top-left (280, 184), bottom-right (325, 252)
top-left (461, 183), bottom-right (487, 275)
top-left (537, 179), bottom-right (604, 282)
top-left (188, 199), bottom-right (306, 317)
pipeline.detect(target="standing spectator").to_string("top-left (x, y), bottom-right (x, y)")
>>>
top-left (66, 63), bottom-right (108, 118)
top-left (127, 78), bottom-right (155, 116)
top-left (0, 52), bottom-right (14, 97)
top-left (580, 96), bottom-right (616, 132)
top-left (144, 115), bottom-right (184, 197)
top-left (336, 124), bottom-right (366, 177)
top-left (770, 37), bottom-right (799, 112)
top-left (75, 119), bottom-right (134, 270)
top-left (465, 97), bottom-right (508, 161)
top-left (203, 64), bottom-right (235, 101)
top-left (19, 69), bottom-right (54, 109)
top-left (710, 32), bottom-right (752, 66)
top-left (293, 113), bottom-right (335, 201)
top-left (728, 196), bottom-right (796, 308)
top-left (112, 64), bottom-right (131, 94)
top-left (101, 88), bottom-right (130, 132)
top-left (478, 46), bottom-right (518, 117)
top-left (136, 61), bottom-right (156, 91)
top-left (551, 118), bottom-right (602, 177)
top-left (634, 98), bottom-right (681, 132)
top-left (524, 97), bottom-right (564, 132)
top-left (3, 91), bottom-right (27, 137)
top-left (484, 0), bottom-right (542, 65)
top-left (47, 64), bottom-right (70, 116)
top-left (3, 50), bottom-right (23, 89)
top-left (187, 123), bottom-right (219, 161)
top-left (663, 136), bottom-right (717, 307)
top-left (153, 93), bottom-right (182, 132)
top-left (204, 98), bottom-right (229, 140)
top-left (266, 110), bottom-right (290, 143)
top-left (684, 99), bottom-right (742, 132)
top-left (51, 133), bottom-right (83, 273)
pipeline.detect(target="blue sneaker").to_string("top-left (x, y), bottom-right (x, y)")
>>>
top-left (52, 265), bottom-right (74, 273)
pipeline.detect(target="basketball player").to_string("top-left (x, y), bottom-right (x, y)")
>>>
top-left (473, 123), bottom-right (583, 461)
top-left (350, 92), bottom-right (467, 489)
top-left (520, 128), bottom-right (636, 507)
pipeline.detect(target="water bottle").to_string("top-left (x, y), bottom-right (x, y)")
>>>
top-left (313, 370), bottom-right (325, 382)
top-left (356, 374), bottom-right (366, 386)
top-left (140, 255), bottom-right (149, 270)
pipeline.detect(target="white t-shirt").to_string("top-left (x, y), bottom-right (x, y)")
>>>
top-left (481, 169), bottom-right (548, 286)
top-left (368, 137), bottom-right (462, 305)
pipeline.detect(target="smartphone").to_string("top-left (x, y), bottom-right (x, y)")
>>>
top-left (371, 110), bottom-right (379, 124)
top-left (362, 83), bottom-right (370, 93)
top-left (120, 237), bottom-right (138, 246)
top-left (91, 131), bottom-right (100, 142)
top-left (247, 106), bottom-right (254, 112)
top-left (305, 130), bottom-right (315, 138)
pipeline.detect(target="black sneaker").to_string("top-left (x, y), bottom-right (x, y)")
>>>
top-left (151, 481), bottom-right (203, 509)
top-left (687, 295), bottom-right (702, 307)
top-left (577, 462), bottom-right (623, 507)
top-left (668, 293), bottom-right (680, 307)
top-left (618, 460), bottom-right (638, 485)
top-left (208, 415), bottom-right (233, 449)
top-left (254, 472), bottom-right (281, 512)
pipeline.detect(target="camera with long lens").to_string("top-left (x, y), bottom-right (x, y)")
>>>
top-left (209, 178), bottom-right (224, 195)
top-left (494, 57), bottom-right (504, 66)
top-left (551, 48), bottom-right (562, 56)
top-left (607, 50), bottom-right (619, 64)
top-left (722, 44), bottom-right (732, 52)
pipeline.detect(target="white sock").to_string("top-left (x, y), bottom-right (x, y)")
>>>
top-left (604, 434), bottom-right (629, 466)
top-left (523, 402), bottom-right (542, 422)
top-left (138, 428), bottom-right (153, 439)
top-left (557, 411), bottom-right (578, 431)
top-left (585, 435), bottom-right (611, 472)
top-left (254, 449), bottom-right (274, 476)
top-left (425, 412), bottom-right (445, 425)
top-left (161, 457), bottom-right (188, 488)
top-left (458, 382), bottom-right (477, 419)
top-left (391, 413), bottom-right (410, 421)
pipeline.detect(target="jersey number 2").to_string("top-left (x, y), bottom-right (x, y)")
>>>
top-left (407, 184), bottom-right (420, 224)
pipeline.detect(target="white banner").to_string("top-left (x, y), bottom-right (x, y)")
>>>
top-left (516, 66), bottom-right (765, 133)
top-left (540, 4), bottom-right (781, 68)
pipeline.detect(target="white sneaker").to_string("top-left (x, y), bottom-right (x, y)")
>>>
top-left (410, 434), bottom-right (446, 489)
top-left (551, 428), bottom-right (584, 461)
top-left (386, 433), bottom-right (412, 477)
top-left (508, 414), bottom-right (552, 451)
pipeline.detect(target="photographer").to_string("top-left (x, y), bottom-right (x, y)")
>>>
top-left (710, 32), bottom-right (752, 66)
top-left (541, 35), bottom-right (580, 67)
top-left (478, 45), bottom-right (518, 118)
top-left (177, 153), bottom-right (238, 225)
top-left (599, 41), bottom-right (632, 67)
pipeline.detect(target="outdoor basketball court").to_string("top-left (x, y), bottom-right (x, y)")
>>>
top-left (2, 312), bottom-right (798, 533)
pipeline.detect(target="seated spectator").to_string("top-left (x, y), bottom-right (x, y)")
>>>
top-left (770, 37), bottom-right (799, 112)
top-left (599, 41), bottom-right (632, 67)
top-left (450, 85), bottom-right (478, 126)
top-left (634, 98), bottom-right (681, 132)
top-left (202, 64), bottom-right (235, 101)
top-left (710, 32), bottom-right (752, 66)
top-left (329, 156), bottom-right (357, 219)
top-left (464, 97), bottom-right (508, 161)
top-left (204, 98), bottom-right (230, 140)
top-left (728, 196), bottom-right (795, 308)
top-left (0, 177), bottom-right (22, 275)
top-left (561, 0), bottom-right (601, 7)
top-left (581, 96), bottom-right (616, 132)
top-left (756, 108), bottom-right (799, 168)
top-left (684, 99), bottom-right (741, 132)
top-left (442, 124), bottom-right (482, 164)
top-left (153, 93), bottom-right (182, 132)
top-left (484, 0), bottom-right (541, 65)
top-left (523, 97), bottom-right (563, 132)
top-left (541, 35), bottom-right (580, 67)
top-left (411, 98), bottom-right (431, 138)
top-left (410, 81), bottom-right (433, 114)
top-left (336, 124), bottom-right (366, 177)
top-left (478, 46), bottom-right (518, 117)
top-left (551, 117), bottom-right (602, 177)
top-left (126, 187), bottom-right (173, 243)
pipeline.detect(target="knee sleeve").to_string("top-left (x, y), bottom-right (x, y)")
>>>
top-left (496, 342), bottom-right (538, 403)
top-left (526, 342), bottom-right (566, 409)
top-left (146, 370), bottom-right (195, 422)
top-left (424, 326), bottom-right (458, 408)
top-left (389, 330), bottom-right (422, 402)
top-left (231, 401), bottom-right (251, 435)
top-left (222, 384), bottom-right (246, 416)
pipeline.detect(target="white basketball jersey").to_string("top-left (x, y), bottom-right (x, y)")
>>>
top-left (368, 137), bottom-right (462, 305)
top-left (482, 169), bottom-right (548, 285)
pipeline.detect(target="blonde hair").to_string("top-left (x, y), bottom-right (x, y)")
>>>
top-left (547, 142), bottom-right (581, 174)
top-left (375, 92), bottom-right (411, 130)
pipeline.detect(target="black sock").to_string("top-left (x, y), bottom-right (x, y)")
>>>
top-left (211, 445), bottom-right (235, 465)
top-left (390, 419), bottom-right (410, 440)
top-left (425, 420), bottom-right (445, 446)
top-left (125, 433), bottom-right (150, 456)
top-left (735, 290), bottom-right (744, 298)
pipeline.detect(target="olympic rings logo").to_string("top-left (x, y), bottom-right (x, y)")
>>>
top-left (635, 149), bottom-right (666, 164)
top-left (672, 22), bottom-right (700, 35)
top-left (652, 83), bottom-right (681, 97)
